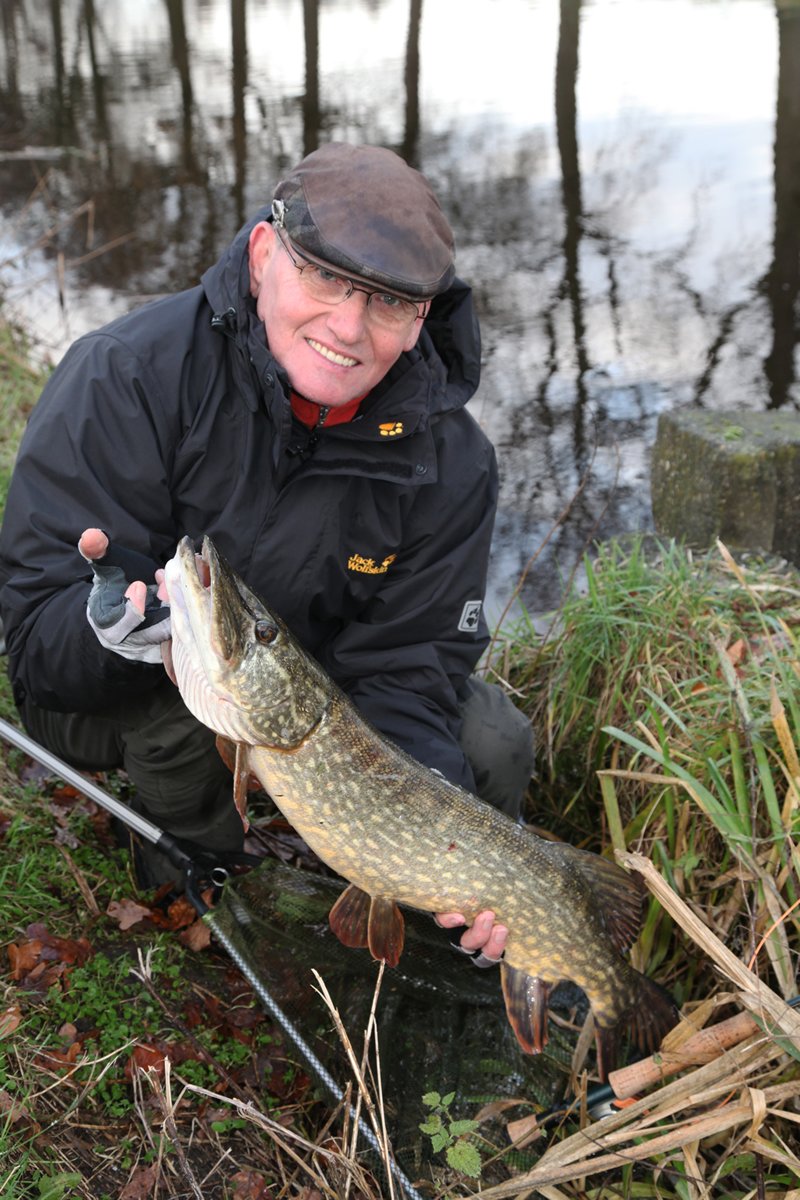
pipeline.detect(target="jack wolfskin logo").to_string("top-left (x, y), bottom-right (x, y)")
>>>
top-left (379, 421), bottom-right (404, 437)
top-left (348, 553), bottom-right (398, 575)
top-left (458, 600), bottom-right (483, 633)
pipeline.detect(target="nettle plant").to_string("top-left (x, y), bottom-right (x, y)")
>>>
top-left (419, 1090), bottom-right (483, 1179)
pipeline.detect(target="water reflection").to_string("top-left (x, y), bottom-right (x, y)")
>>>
top-left (0, 0), bottom-right (796, 616)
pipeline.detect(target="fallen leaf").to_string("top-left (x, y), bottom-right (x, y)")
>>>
top-left (125, 1043), bottom-right (168, 1079)
top-left (0, 1088), bottom-right (33, 1126)
top-left (726, 638), bottom-right (747, 667)
top-left (231, 1171), bottom-right (274, 1199)
top-left (8, 940), bottom-right (43, 980)
top-left (179, 919), bottom-right (212, 951)
top-left (120, 1163), bottom-right (159, 1199)
top-left (0, 1006), bottom-right (22, 1038)
top-left (165, 895), bottom-right (200, 929)
top-left (107, 898), bottom-right (153, 931)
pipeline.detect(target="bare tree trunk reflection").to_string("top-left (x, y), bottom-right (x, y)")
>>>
top-left (48, 0), bottom-right (68, 142)
top-left (555, 0), bottom-right (590, 463)
top-left (764, 0), bottom-right (800, 409)
top-left (302, 0), bottom-right (320, 156)
top-left (83, 0), bottom-right (111, 150)
top-left (1, 2), bottom-right (26, 146)
top-left (164, 0), bottom-right (196, 175)
top-left (231, 0), bottom-right (247, 225)
top-left (401, 0), bottom-right (422, 165)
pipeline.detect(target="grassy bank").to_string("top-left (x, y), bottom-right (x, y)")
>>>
top-left (1, 311), bottom-right (799, 1198)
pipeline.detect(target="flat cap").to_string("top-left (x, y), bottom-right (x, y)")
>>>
top-left (272, 143), bottom-right (455, 300)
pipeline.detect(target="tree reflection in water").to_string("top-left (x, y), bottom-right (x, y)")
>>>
top-left (0, 0), bottom-right (795, 614)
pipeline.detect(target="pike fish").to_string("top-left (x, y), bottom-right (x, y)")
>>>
top-left (164, 536), bottom-right (678, 1079)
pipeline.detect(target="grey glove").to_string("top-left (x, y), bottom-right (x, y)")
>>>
top-left (79, 531), bottom-right (171, 664)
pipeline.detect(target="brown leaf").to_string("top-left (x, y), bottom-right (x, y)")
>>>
top-left (0, 1088), bottom-right (33, 1126)
top-left (0, 1006), bottom-right (22, 1038)
top-left (179, 919), bottom-right (212, 951)
top-left (125, 1043), bottom-right (168, 1080)
top-left (726, 638), bottom-right (747, 667)
top-left (165, 895), bottom-right (200, 930)
top-left (231, 1171), bottom-right (274, 1199)
top-left (119, 1163), bottom-right (159, 1200)
top-left (7, 940), bottom-right (43, 981)
top-left (107, 898), bottom-right (153, 931)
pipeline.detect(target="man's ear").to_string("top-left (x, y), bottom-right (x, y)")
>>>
top-left (248, 222), bottom-right (276, 297)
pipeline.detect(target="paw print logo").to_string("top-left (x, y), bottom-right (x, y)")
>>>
top-left (379, 422), bottom-right (404, 437)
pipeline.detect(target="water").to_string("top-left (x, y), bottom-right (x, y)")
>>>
top-left (1, 0), bottom-right (797, 618)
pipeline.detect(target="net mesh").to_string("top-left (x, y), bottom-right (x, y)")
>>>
top-left (211, 856), bottom-right (583, 1189)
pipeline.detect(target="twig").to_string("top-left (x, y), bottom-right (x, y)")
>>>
top-left (311, 967), bottom-right (398, 1197)
top-left (143, 1060), bottom-right (205, 1200)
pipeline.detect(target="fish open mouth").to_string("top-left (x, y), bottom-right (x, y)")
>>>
top-left (163, 536), bottom-right (259, 743)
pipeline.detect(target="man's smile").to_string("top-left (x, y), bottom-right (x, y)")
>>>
top-left (306, 338), bottom-right (359, 368)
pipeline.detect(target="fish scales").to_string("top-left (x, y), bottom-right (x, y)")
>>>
top-left (165, 535), bottom-right (679, 1079)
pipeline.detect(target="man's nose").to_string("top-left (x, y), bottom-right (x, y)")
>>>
top-left (325, 291), bottom-right (370, 340)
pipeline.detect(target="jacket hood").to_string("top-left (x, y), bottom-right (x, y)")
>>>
top-left (200, 208), bottom-right (482, 422)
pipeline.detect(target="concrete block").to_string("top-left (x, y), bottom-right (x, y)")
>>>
top-left (650, 409), bottom-right (800, 565)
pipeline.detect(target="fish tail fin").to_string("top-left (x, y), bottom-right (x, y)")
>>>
top-left (595, 972), bottom-right (678, 1082)
top-left (629, 972), bottom-right (680, 1056)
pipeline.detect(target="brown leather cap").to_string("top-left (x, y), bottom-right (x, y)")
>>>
top-left (272, 143), bottom-right (455, 300)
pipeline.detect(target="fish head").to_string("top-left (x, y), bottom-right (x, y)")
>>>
top-left (164, 535), bottom-right (331, 748)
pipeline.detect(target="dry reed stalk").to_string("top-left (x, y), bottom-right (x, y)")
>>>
top-left (479, 855), bottom-right (799, 1197)
top-left (618, 852), bottom-right (800, 1045)
top-left (311, 967), bottom-right (399, 1200)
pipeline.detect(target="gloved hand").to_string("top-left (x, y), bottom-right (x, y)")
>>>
top-left (79, 528), bottom-right (171, 664)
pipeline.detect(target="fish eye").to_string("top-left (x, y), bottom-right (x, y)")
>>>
top-left (254, 619), bottom-right (278, 645)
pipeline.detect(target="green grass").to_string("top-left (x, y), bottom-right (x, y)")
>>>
top-left (2, 307), bottom-right (799, 1196)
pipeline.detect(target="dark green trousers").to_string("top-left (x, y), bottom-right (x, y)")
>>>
top-left (19, 675), bottom-right (533, 883)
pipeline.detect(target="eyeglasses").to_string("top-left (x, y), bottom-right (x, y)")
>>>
top-left (274, 224), bottom-right (427, 332)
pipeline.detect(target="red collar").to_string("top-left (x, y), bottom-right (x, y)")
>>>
top-left (290, 391), bottom-right (364, 428)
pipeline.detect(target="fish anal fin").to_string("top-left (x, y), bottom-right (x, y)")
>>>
top-left (367, 896), bottom-right (405, 968)
top-left (501, 963), bottom-right (551, 1055)
top-left (550, 844), bottom-right (646, 953)
top-left (329, 883), bottom-right (372, 950)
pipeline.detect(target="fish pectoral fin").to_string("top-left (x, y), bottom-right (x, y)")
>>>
top-left (328, 883), bottom-right (372, 950)
top-left (216, 735), bottom-right (258, 832)
top-left (367, 896), bottom-right (405, 968)
top-left (501, 963), bottom-right (551, 1055)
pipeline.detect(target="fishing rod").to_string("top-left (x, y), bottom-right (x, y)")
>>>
top-left (0, 715), bottom-right (425, 1200)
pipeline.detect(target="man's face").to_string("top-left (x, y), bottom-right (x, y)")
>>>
top-left (248, 222), bottom-right (425, 408)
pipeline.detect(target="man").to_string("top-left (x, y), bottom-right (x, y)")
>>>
top-left (0, 143), bottom-right (533, 963)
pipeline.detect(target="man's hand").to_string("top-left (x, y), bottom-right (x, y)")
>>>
top-left (79, 528), bottom-right (171, 665)
top-left (435, 909), bottom-right (508, 967)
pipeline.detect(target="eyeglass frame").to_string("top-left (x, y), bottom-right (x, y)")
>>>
top-left (270, 205), bottom-right (428, 328)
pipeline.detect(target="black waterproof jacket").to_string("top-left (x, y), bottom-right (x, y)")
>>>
top-left (0, 210), bottom-right (497, 788)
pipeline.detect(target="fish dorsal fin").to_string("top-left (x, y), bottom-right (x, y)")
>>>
top-left (328, 886), bottom-right (405, 968)
top-left (546, 843), bottom-right (645, 954)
